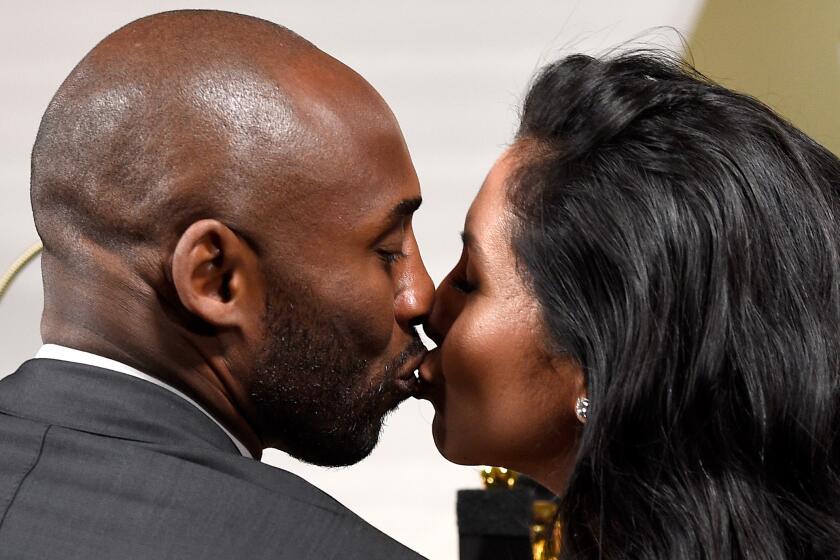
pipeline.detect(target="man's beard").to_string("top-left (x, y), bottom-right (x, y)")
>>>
top-left (249, 286), bottom-right (425, 467)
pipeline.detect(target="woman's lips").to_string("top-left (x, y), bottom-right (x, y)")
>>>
top-left (415, 348), bottom-right (443, 402)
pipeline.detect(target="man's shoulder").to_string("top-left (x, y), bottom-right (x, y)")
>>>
top-left (0, 413), bottom-right (424, 559)
top-left (152, 444), bottom-right (426, 559)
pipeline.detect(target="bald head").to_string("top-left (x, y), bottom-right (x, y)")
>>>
top-left (32, 9), bottom-right (398, 270)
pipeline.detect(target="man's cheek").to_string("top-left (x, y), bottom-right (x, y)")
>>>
top-left (333, 293), bottom-right (394, 357)
top-left (358, 309), bottom-right (394, 356)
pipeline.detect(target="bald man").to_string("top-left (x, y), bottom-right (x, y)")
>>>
top-left (0, 10), bottom-right (432, 559)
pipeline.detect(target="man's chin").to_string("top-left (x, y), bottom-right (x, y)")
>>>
top-left (274, 419), bottom-right (386, 468)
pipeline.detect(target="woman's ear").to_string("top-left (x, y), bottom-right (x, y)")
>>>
top-left (570, 362), bottom-right (588, 424)
top-left (551, 354), bottom-right (588, 423)
top-left (171, 219), bottom-right (264, 330)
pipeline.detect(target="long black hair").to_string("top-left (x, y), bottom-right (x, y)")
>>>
top-left (508, 51), bottom-right (840, 559)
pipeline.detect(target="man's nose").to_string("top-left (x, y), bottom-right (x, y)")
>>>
top-left (394, 252), bottom-right (435, 328)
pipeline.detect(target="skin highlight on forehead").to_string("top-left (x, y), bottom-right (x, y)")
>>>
top-left (185, 69), bottom-right (306, 153)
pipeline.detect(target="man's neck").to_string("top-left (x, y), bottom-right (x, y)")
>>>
top-left (40, 295), bottom-right (265, 459)
top-left (35, 343), bottom-right (255, 458)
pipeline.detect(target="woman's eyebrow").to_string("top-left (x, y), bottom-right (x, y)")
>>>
top-left (460, 229), bottom-right (485, 260)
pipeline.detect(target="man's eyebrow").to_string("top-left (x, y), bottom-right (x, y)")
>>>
top-left (381, 197), bottom-right (422, 232)
top-left (371, 197), bottom-right (422, 244)
top-left (390, 197), bottom-right (422, 221)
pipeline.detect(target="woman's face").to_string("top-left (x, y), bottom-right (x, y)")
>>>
top-left (421, 150), bottom-right (584, 488)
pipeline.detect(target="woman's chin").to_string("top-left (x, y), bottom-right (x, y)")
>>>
top-left (431, 415), bottom-right (468, 465)
top-left (431, 415), bottom-right (502, 467)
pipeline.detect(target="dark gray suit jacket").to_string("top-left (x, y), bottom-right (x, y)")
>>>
top-left (0, 359), bottom-right (425, 559)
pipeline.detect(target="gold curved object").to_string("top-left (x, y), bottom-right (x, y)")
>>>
top-left (0, 242), bottom-right (43, 302)
top-left (531, 500), bottom-right (561, 560)
top-left (480, 466), bottom-right (519, 490)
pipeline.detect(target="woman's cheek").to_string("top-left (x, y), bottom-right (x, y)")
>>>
top-left (438, 311), bottom-right (515, 462)
top-left (441, 310), bottom-right (494, 406)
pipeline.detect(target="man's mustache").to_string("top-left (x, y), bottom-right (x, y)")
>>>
top-left (386, 330), bottom-right (427, 375)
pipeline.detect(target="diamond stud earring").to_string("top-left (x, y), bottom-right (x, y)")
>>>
top-left (575, 397), bottom-right (590, 424)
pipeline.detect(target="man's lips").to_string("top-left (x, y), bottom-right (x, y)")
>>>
top-left (393, 350), bottom-right (429, 397)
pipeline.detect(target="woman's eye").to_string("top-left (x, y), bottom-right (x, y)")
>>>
top-left (452, 276), bottom-right (476, 294)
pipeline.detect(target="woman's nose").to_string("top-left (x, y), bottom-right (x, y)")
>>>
top-left (422, 314), bottom-right (443, 346)
top-left (423, 274), bottom-right (456, 346)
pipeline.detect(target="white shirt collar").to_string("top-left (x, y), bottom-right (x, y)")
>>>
top-left (34, 344), bottom-right (253, 459)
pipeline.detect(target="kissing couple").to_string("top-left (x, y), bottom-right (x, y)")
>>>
top-left (2, 10), bottom-right (839, 560)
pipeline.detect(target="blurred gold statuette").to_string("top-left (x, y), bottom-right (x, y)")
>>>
top-left (531, 499), bottom-right (561, 560)
top-left (0, 242), bottom-right (43, 302)
top-left (480, 466), bottom-right (519, 489)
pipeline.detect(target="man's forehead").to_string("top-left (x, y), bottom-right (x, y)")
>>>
top-left (303, 130), bottom-right (419, 220)
top-left (264, 169), bottom-right (420, 237)
top-left (327, 179), bottom-right (422, 229)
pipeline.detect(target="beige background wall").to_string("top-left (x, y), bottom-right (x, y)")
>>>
top-left (690, 0), bottom-right (840, 154)
top-left (1, 2), bottom-right (725, 558)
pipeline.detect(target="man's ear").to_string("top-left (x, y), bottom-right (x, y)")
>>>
top-left (171, 219), bottom-right (263, 329)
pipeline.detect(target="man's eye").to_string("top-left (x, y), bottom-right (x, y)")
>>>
top-left (377, 250), bottom-right (406, 265)
top-left (452, 276), bottom-right (476, 294)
